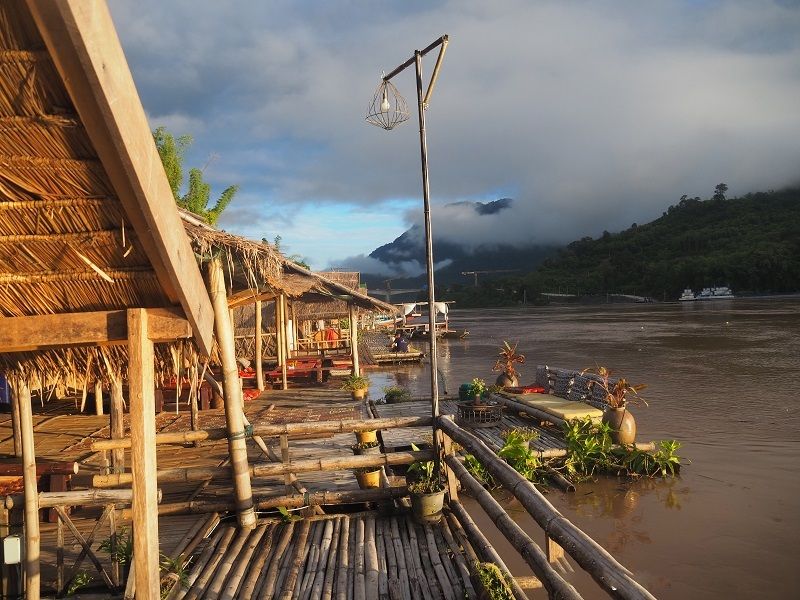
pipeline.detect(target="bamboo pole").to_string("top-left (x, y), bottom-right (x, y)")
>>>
top-left (205, 528), bottom-right (252, 598)
top-left (3, 488), bottom-right (137, 509)
top-left (335, 517), bottom-right (350, 600)
top-left (446, 456), bottom-right (582, 599)
top-left (92, 450), bottom-right (432, 487)
top-left (182, 526), bottom-right (236, 600)
top-left (109, 376), bottom-right (125, 473)
top-left (121, 486), bottom-right (409, 518)
top-left (172, 524), bottom-right (226, 600)
top-left (255, 299), bottom-right (264, 391)
top-left (90, 415), bottom-right (432, 451)
top-left (237, 523), bottom-right (275, 598)
top-left (207, 257), bottom-right (257, 529)
top-left (94, 380), bottom-right (103, 416)
top-left (439, 416), bottom-right (656, 600)
top-left (280, 294), bottom-right (289, 390)
top-left (10, 385), bottom-right (21, 457)
top-left (448, 502), bottom-right (530, 600)
top-left (281, 521), bottom-right (311, 599)
top-left (258, 522), bottom-right (295, 598)
top-left (349, 304), bottom-right (360, 377)
top-left (127, 308), bottom-right (160, 599)
top-left (275, 299), bottom-right (284, 367)
top-left (14, 380), bottom-right (39, 600)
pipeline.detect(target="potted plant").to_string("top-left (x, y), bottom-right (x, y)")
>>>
top-left (467, 377), bottom-right (487, 406)
top-left (351, 440), bottom-right (380, 455)
top-left (341, 373), bottom-right (370, 400)
top-left (383, 385), bottom-right (412, 403)
top-left (493, 341), bottom-right (525, 387)
top-left (456, 378), bottom-right (502, 427)
top-left (354, 465), bottom-right (382, 489)
top-left (581, 366), bottom-right (647, 445)
top-left (406, 455), bottom-right (445, 523)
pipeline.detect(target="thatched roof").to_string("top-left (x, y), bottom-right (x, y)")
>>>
top-left (0, 1), bottom-right (395, 391)
top-left (182, 212), bottom-right (396, 315)
top-left (0, 1), bottom-right (212, 386)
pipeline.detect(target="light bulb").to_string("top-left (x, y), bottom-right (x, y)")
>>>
top-left (380, 89), bottom-right (390, 113)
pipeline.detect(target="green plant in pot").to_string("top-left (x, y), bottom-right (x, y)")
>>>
top-left (383, 385), bottom-right (411, 403)
top-left (582, 366), bottom-right (647, 446)
top-left (467, 377), bottom-right (487, 406)
top-left (493, 340), bottom-right (525, 388)
top-left (351, 440), bottom-right (380, 455)
top-left (407, 447), bottom-right (446, 523)
top-left (341, 373), bottom-right (370, 400)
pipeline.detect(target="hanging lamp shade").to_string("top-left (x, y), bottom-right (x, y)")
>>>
top-left (365, 79), bottom-right (409, 130)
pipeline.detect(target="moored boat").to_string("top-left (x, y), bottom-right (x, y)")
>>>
top-left (678, 286), bottom-right (735, 301)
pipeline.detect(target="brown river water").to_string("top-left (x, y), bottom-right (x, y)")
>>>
top-left (367, 299), bottom-right (800, 599)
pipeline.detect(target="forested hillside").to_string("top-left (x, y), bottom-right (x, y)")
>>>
top-left (524, 187), bottom-right (800, 300)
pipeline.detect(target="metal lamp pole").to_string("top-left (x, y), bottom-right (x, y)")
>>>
top-left (378, 35), bottom-right (449, 469)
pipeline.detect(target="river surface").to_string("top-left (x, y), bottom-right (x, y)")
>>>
top-left (367, 299), bottom-right (800, 599)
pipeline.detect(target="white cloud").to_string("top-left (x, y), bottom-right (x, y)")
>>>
top-left (109, 0), bottom-right (800, 262)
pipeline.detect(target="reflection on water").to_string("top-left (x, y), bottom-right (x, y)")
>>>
top-left (373, 299), bottom-right (800, 599)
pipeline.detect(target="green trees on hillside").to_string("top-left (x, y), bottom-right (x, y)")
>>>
top-left (153, 126), bottom-right (238, 225)
top-left (526, 187), bottom-right (800, 299)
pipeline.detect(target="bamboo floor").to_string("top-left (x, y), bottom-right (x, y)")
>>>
top-left (373, 400), bottom-right (567, 454)
top-left (0, 386), bottom-right (368, 595)
top-left (174, 511), bottom-right (479, 600)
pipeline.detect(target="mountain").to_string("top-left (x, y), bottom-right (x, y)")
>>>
top-left (526, 187), bottom-right (800, 300)
top-left (361, 198), bottom-right (560, 298)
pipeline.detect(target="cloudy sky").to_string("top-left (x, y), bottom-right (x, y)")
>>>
top-left (108, 0), bottom-right (800, 270)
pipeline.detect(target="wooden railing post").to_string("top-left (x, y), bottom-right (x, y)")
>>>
top-left (280, 434), bottom-right (292, 495)
top-left (14, 379), bottom-right (40, 599)
top-left (127, 309), bottom-right (161, 598)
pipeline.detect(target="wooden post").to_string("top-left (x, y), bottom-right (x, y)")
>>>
top-left (279, 295), bottom-right (288, 390)
top-left (15, 379), bottom-right (40, 600)
top-left (349, 304), bottom-right (360, 377)
top-left (127, 308), bottom-right (161, 598)
top-left (10, 385), bottom-right (22, 458)
top-left (207, 258), bottom-right (257, 529)
top-left (110, 377), bottom-right (125, 474)
top-left (275, 300), bottom-right (284, 366)
top-left (255, 300), bottom-right (264, 391)
top-left (94, 380), bottom-right (104, 416)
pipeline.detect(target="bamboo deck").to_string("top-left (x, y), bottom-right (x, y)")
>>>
top-left (373, 400), bottom-right (568, 455)
top-left (174, 512), bottom-right (478, 600)
top-left (1, 386), bottom-right (368, 595)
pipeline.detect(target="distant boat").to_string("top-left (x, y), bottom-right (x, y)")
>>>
top-left (396, 301), bottom-right (469, 340)
top-left (679, 286), bottom-right (735, 301)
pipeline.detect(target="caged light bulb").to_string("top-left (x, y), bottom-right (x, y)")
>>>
top-left (380, 88), bottom-right (390, 113)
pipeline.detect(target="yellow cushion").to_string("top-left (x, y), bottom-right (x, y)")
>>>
top-left (504, 392), bottom-right (603, 422)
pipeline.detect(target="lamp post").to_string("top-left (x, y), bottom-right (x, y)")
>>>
top-left (367, 35), bottom-right (449, 471)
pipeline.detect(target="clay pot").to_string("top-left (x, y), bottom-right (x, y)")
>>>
top-left (351, 388), bottom-right (367, 400)
top-left (410, 490), bottom-right (445, 523)
top-left (603, 406), bottom-right (636, 445)
top-left (495, 372), bottom-right (519, 388)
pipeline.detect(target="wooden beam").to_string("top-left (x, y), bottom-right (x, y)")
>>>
top-left (26, 0), bottom-right (214, 356)
top-left (14, 380), bottom-right (40, 600)
top-left (0, 307), bottom-right (193, 353)
top-left (126, 309), bottom-right (160, 598)
top-left (228, 288), bottom-right (279, 309)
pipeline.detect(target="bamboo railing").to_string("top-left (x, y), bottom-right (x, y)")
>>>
top-left (438, 415), bottom-right (657, 600)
